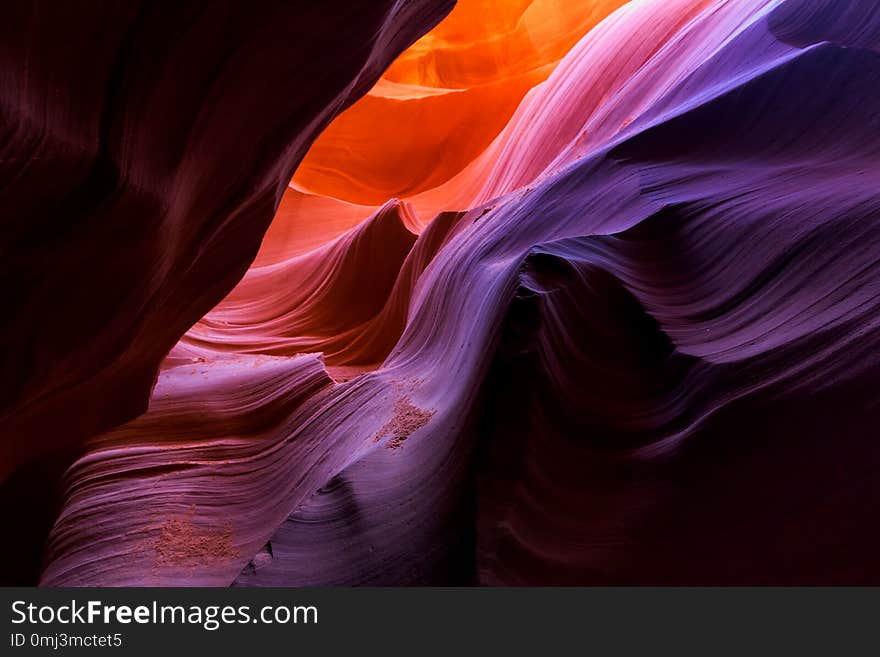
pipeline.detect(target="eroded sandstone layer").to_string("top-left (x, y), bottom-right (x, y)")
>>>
top-left (4, 0), bottom-right (880, 585)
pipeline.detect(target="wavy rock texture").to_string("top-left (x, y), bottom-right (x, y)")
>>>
top-left (20, 0), bottom-right (880, 585)
top-left (0, 0), bottom-right (454, 584)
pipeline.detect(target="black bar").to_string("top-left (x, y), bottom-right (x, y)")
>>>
top-left (2, 588), bottom-right (877, 654)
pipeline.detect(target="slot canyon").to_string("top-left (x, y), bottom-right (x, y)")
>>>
top-left (2, 0), bottom-right (879, 585)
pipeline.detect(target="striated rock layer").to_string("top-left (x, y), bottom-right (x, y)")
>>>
top-left (0, 0), bottom-right (454, 584)
top-left (9, 0), bottom-right (880, 585)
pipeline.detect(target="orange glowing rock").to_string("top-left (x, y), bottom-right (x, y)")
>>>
top-left (291, 0), bottom-right (630, 206)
